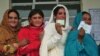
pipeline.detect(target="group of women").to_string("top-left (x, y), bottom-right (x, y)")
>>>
top-left (0, 4), bottom-right (98, 56)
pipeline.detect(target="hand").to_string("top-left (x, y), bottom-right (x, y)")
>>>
top-left (13, 43), bottom-right (19, 49)
top-left (3, 44), bottom-right (16, 54)
top-left (19, 38), bottom-right (29, 47)
top-left (68, 26), bottom-right (72, 30)
top-left (55, 23), bottom-right (62, 35)
top-left (78, 28), bottom-right (85, 43)
top-left (8, 45), bottom-right (16, 54)
top-left (3, 45), bottom-right (10, 52)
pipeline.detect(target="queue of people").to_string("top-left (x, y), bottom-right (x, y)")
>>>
top-left (0, 4), bottom-right (99, 56)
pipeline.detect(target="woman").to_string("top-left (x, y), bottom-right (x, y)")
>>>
top-left (64, 11), bottom-right (98, 56)
top-left (0, 9), bottom-right (20, 56)
top-left (17, 9), bottom-right (44, 56)
top-left (40, 4), bottom-right (71, 56)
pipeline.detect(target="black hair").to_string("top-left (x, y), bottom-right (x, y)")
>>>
top-left (82, 11), bottom-right (91, 20)
top-left (28, 9), bottom-right (44, 20)
top-left (8, 9), bottom-right (20, 19)
top-left (54, 6), bottom-right (64, 16)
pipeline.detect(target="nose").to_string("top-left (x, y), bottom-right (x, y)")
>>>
top-left (62, 14), bottom-right (66, 19)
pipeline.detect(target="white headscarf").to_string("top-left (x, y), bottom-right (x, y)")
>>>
top-left (48, 4), bottom-right (70, 28)
top-left (40, 4), bottom-right (70, 56)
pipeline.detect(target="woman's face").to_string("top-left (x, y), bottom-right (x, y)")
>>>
top-left (8, 12), bottom-right (19, 28)
top-left (30, 13), bottom-right (44, 27)
top-left (83, 14), bottom-right (91, 25)
top-left (55, 8), bottom-right (66, 20)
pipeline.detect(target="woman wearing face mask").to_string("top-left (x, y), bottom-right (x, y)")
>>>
top-left (64, 11), bottom-right (98, 56)
top-left (0, 9), bottom-right (20, 56)
top-left (40, 4), bottom-right (71, 56)
top-left (16, 9), bottom-right (44, 56)
top-left (77, 12), bottom-right (92, 34)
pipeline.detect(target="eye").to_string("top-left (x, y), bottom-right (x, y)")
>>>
top-left (9, 17), bottom-right (13, 19)
top-left (38, 16), bottom-right (42, 19)
top-left (32, 17), bottom-right (37, 19)
top-left (58, 12), bottom-right (62, 15)
top-left (83, 17), bottom-right (86, 20)
top-left (9, 16), bottom-right (18, 19)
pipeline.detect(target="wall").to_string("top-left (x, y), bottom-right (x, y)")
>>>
top-left (81, 0), bottom-right (100, 45)
top-left (81, 0), bottom-right (100, 12)
top-left (0, 0), bottom-right (10, 23)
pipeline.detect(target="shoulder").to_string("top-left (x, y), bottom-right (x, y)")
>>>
top-left (45, 23), bottom-right (55, 28)
top-left (20, 26), bottom-right (29, 30)
top-left (18, 26), bottom-right (29, 33)
top-left (45, 23), bottom-right (55, 30)
top-left (44, 23), bottom-right (56, 33)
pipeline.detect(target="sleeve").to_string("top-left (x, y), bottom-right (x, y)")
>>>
top-left (65, 26), bottom-right (72, 33)
top-left (18, 40), bottom-right (40, 55)
top-left (43, 24), bottom-right (62, 50)
top-left (76, 39), bottom-right (84, 52)
top-left (0, 28), bottom-right (8, 51)
top-left (18, 28), bottom-right (40, 55)
top-left (47, 32), bottom-right (62, 50)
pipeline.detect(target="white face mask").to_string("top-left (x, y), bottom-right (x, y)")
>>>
top-left (56, 19), bottom-right (65, 26)
top-left (78, 21), bottom-right (92, 34)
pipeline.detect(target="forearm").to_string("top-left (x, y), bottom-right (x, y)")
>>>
top-left (18, 41), bottom-right (40, 55)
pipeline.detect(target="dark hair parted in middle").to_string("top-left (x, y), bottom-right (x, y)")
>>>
top-left (28, 9), bottom-right (44, 20)
top-left (8, 9), bottom-right (20, 19)
top-left (53, 6), bottom-right (64, 16)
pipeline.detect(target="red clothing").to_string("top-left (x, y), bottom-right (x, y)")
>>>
top-left (16, 25), bottom-right (43, 56)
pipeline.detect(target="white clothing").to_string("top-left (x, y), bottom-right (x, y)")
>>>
top-left (78, 21), bottom-right (92, 34)
top-left (40, 4), bottom-right (71, 56)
